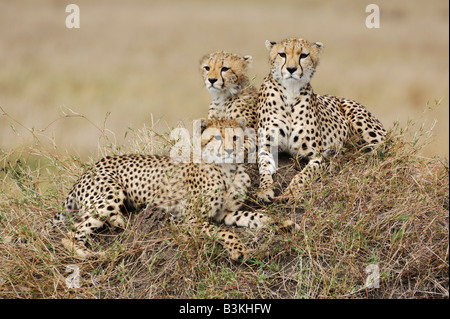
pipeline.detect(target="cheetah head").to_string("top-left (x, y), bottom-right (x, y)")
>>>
top-left (200, 52), bottom-right (252, 99)
top-left (198, 117), bottom-right (247, 164)
top-left (265, 38), bottom-right (324, 88)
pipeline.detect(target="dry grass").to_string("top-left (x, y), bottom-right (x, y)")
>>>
top-left (0, 113), bottom-right (448, 299)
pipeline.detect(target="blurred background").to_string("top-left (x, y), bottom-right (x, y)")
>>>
top-left (0, 0), bottom-right (448, 159)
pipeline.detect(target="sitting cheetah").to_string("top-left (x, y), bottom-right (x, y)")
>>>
top-left (54, 118), bottom-right (297, 260)
top-left (200, 51), bottom-right (259, 129)
top-left (257, 38), bottom-right (386, 201)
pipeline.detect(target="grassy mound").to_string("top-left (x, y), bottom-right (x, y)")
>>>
top-left (0, 118), bottom-right (448, 299)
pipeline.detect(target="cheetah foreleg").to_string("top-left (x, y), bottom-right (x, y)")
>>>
top-left (62, 230), bottom-right (106, 259)
top-left (196, 220), bottom-right (248, 260)
top-left (202, 223), bottom-right (248, 260)
top-left (256, 152), bottom-right (277, 202)
top-left (256, 126), bottom-right (279, 202)
top-left (223, 210), bottom-right (300, 231)
top-left (224, 167), bottom-right (251, 211)
top-left (279, 156), bottom-right (322, 201)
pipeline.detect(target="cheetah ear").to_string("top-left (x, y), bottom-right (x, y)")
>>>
top-left (242, 55), bottom-right (253, 68)
top-left (194, 118), bottom-right (208, 134)
top-left (200, 118), bottom-right (208, 133)
top-left (199, 54), bottom-right (210, 67)
top-left (312, 42), bottom-right (324, 54)
top-left (265, 40), bottom-right (276, 51)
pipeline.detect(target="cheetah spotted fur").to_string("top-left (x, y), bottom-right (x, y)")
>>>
top-left (54, 118), bottom-right (297, 260)
top-left (257, 37), bottom-right (386, 201)
top-left (200, 51), bottom-right (259, 130)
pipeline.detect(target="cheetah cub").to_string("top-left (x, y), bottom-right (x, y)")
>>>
top-left (200, 51), bottom-right (259, 129)
top-left (257, 38), bottom-right (386, 201)
top-left (54, 118), bottom-right (298, 260)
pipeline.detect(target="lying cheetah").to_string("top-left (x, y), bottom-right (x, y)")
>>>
top-left (200, 51), bottom-right (259, 129)
top-left (54, 118), bottom-right (297, 260)
top-left (257, 37), bottom-right (386, 201)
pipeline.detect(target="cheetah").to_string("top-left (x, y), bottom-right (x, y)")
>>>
top-left (200, 51), bottom-right (259, 130)
top-left (256, 37), bottom-right (386, 201)
top-left (54, 118), bottom-right (297, 260)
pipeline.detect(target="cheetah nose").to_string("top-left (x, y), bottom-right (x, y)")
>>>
top-left (225, 149), bottom-right (233, 155)
top-left (286, 67), bottom-right (297, 74)
top-left (208, 78), bottom-right (217, 84)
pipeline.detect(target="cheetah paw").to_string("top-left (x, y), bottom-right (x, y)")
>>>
top-left (229, 245), bottom-right (249, 261)
top-left (279, 219), bottom-right (301, 232)
top-left (256, 188), bottom-right (275, 202)
top-left (62, 238), bottom-right (106, 259)
top-left (275, 187), bottom-right (301, 204)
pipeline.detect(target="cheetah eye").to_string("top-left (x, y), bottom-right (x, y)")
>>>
top-left (203, 66), bottom-right (210, 71)
top-left (299, 53), bottom-right (309, 60)
top-left (278, 53), bottom-right (286, 58)
top-left (214, 135), bottom-right (222, 140)
top-left (221, 67), bottom-right (230, 72)
top-left (232, 136), bottom-right (238, 142)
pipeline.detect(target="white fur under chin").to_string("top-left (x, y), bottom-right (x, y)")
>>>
top-left (272, 69), bottom-right (312, 105)
top-left (280, 76), bottom-right (311, 105)
top-left (207, 85), bottom-right (239, 101)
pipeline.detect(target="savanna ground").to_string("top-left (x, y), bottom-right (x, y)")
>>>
top-left (0, 114), bottom-right (448, 299)
top-left (0, 0), bottom-right (448, 299)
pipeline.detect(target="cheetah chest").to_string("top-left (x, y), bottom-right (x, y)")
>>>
top-left (266, 92), bottom-right (320, 158)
